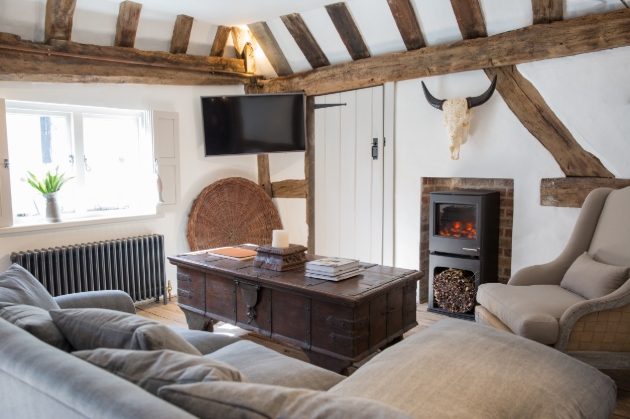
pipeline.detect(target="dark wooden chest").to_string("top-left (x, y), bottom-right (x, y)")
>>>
top-left (168, 252), bottom-right (423, 373)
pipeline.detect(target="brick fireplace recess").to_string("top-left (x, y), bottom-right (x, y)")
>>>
top-left (420, 178), bottom-right (515, 305)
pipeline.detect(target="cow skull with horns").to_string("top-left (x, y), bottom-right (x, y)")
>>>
top-left (422, 75), bottom-right (497, 160)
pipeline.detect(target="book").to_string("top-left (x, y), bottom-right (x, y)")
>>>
top-left (305, 268), bottom-right (363, 282)
top-left (305, 258), bottom-right (360, 274)
top-left (207, 246), bottom-right (257, 261)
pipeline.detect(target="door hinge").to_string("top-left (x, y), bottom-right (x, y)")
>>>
top-left (314, 103), bottom-right (346, 109)
top-left (372, 138), bottom-right (378, 160)
top-left (3, 159), bottom-right (8, 169)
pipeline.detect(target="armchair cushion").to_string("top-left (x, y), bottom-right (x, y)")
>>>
top-left (54, 290), bottom-right (135, 314)
top-left (0, 264), bottom-right (58, 310)
top-left (50, 308), bottom-right (201, 355)
top-left (588, 186), bottom-right (630, 267)
top-left (476, 283), bottom-right (585, 344)
top-left (560, 252), bottom-right (630, 299)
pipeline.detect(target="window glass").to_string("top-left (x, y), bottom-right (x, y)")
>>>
top-left (82, 114), bottom-right (142, 212)
top-left (6, 112), bottom-right (75, 219)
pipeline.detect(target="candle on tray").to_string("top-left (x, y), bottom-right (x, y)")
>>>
top-left (272, 230), bottom-right (290, 248)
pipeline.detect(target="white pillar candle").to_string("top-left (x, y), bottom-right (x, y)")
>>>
top-left (272, 230), bottom-right (290, 248)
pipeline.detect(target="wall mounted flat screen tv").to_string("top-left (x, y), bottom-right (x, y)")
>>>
top-left (201, 93), bottom-right (306, 156)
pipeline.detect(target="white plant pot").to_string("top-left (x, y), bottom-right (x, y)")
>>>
top-left (43, 192), bottom-right (62, 223)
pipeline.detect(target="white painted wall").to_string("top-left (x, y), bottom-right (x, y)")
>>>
top-left (0, 82), bottom-right (256, 289)
top-left (392, 46), bottom-right (630, 276)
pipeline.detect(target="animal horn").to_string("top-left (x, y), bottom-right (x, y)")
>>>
top-left (421, 82), bottom-right (445, 111)
top-left (466, 75), bottom-right (497, 109)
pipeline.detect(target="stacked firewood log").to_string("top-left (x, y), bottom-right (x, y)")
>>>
top-left (433, 268), bottom-right (476, 314)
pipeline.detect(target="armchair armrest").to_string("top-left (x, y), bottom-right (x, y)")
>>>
top-left (555, 278), bottom-right (630, 351)
top-left (508, 262), bottom-right (569, 286)
top-left (54, 291), bottom-right (136, 314)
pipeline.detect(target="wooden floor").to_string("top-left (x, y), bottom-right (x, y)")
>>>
top-left (137, 297), bottom-right (630, 417)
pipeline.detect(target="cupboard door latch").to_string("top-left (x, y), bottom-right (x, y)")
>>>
top-left (372, 138), bottom-right (378, 160)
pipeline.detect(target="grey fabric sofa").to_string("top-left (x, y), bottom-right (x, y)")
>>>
top-left (475, 186), bottom-right (630, 368)
top-left (0, 314), bottom-right (618, 419)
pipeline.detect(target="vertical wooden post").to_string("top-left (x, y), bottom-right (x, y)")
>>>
top-left (115, 1), bottom-right (142, 48)
top-left (305, 96), bottom-right (316, 254)
top-left (243, 43), bottom-right (256, 74)
top-left (44, 0), bottom-right (77, 43)
top-left (257, 154), bottom-right (272, 197)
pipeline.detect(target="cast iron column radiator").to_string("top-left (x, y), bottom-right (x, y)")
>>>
top-left (10, 234), bottom-right (166, 304)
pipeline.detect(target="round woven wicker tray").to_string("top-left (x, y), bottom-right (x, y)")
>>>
top-left (187, 177), bottom-right (283, 252)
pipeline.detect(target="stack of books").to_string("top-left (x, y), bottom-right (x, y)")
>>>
top-left (305, 258), bottom-right (362, 281)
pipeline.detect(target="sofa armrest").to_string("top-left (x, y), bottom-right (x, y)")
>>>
top-left (555, 278), bottom-right (630, 351)
top-left (54, 291), bottom-right (136, 314)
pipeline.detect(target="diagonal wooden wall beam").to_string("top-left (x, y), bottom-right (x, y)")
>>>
top-left (210, 26), bottom-right (232, 57)
top-left (325, 3), bottom-right (371, 60)
top-left (247, 10), bottom-right (630, 96)
top-left (450, 0), bottom-right (487, 39)
top-left (170, 15), bottom-right (194, 54)
top-left (248, 22), bottom-right (294, 76)
top-left (532, 0), bottom-right (563, 24)
top-left (115, 1), bottom-right (142, 48)
top-left (485, 66), bottom-right (612, 177)
top-left (45, 0), bottom-right (77, 43)
top-left (281, 13), bottom-right (330, 69)
top-left (387, 0), bottom-right (426, 50)
top-left (231, 27), bottom-right (249, 59)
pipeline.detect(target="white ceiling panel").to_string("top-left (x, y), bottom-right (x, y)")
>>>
top-left (300, 8), bottom-right (352, 66)
top-left (266, 18), bottom-right (313, 74)
top-left (346, 0), bottom-right (406, 57)
top-left (412, 0), bottom-right (463, 46)
top-left (479, 0), bottom-right (533, 36)
top-left (565, 0), bottom-right (626, 20)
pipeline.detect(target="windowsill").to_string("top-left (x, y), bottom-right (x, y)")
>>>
top-left (0, 212), bottom-right (164, 234)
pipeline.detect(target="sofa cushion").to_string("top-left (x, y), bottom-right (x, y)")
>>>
top-left (50, 308), bottom-right (201, 355)
top-left (158, 382), bottom-right (412, 419)
top-left (589, 186), bottom-right (630, 267)
top-left (170, 327), bottom-right (241, 355)
top-left (561, 252), bottom-right (630, 299)
top-left (0, 317), bottom-right (199, 419)
top-left (0, 264), bottom-right (58, 310)
top-left (0, 303), bottom-right (72, 351)
top-left (73, 348), bottom-right (247, 396)
top-left (476, 283), bottom-right (585, 344)
top-left (330, 319), bottom-right (616, 419)
top-left (205, 340), bottom-right (345, 391)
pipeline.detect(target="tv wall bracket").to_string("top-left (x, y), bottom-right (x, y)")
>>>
top-left (314, 103), bottom-right (346, 109)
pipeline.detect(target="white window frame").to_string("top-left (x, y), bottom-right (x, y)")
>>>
top-left (0, 100), bottom-right (165, 232)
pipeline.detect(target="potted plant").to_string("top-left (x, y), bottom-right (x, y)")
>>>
top-left (27, 167), bottom-right (73, 223)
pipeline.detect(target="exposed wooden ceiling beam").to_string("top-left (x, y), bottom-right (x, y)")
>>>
top-left (280, 13), bottom-right (330, 69)
top-left (325, 2), bottom-right (371, 60)
top-left (0, 33), bottom-right (255, 85)
top-left (386, 0), bottom-right (426, 50)
top-left (231, 27), bottom-right (248, 58)
top-left (532, 0), bottom-right (563, 24)
top-left (248, 22), bottom-right (294, 76)
top-left (243, 43), bottom-right (256, 74)
top-left (485, 65), bottom-right (613, 177)
top-left (210, 26), bottom-right (231, 57)
top-left (45, 0), bottom-right (77, 43)
top-left (541, 178), bottom-right (630, 208)
top-left (170, 14), bottom-right (194, 54)
top-left (115, 1), bottom-right (142, 48)
top-left (450, 0), bottom-right (487, 39)
top-left (246, 9), bottom-right (630, 96)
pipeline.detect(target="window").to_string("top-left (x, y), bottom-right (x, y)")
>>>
top-left (2, 101), bottom-right (157, 226)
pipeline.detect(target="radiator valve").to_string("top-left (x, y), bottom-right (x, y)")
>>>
top-left (167, 280), bottom-right (173, 301)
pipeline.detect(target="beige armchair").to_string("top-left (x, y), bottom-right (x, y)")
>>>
top-left (475, 186), bottom-right (630, 368)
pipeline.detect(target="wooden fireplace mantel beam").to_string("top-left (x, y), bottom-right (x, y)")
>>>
top-left (0, 32), bottom-right (256, 85)
top-left (541, 178), bottom-right (630, 207)
top-left (246, 9), bottom-right (630, 96)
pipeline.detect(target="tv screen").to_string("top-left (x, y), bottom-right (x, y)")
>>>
top-left (201, 93), bottom-right (306, 156)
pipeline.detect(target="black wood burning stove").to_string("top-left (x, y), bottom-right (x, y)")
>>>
top-left (428, 190), bottom-right (500, 320)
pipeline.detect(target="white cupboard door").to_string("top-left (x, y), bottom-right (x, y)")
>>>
top-left (314, 86), bottom-right (385, 264)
